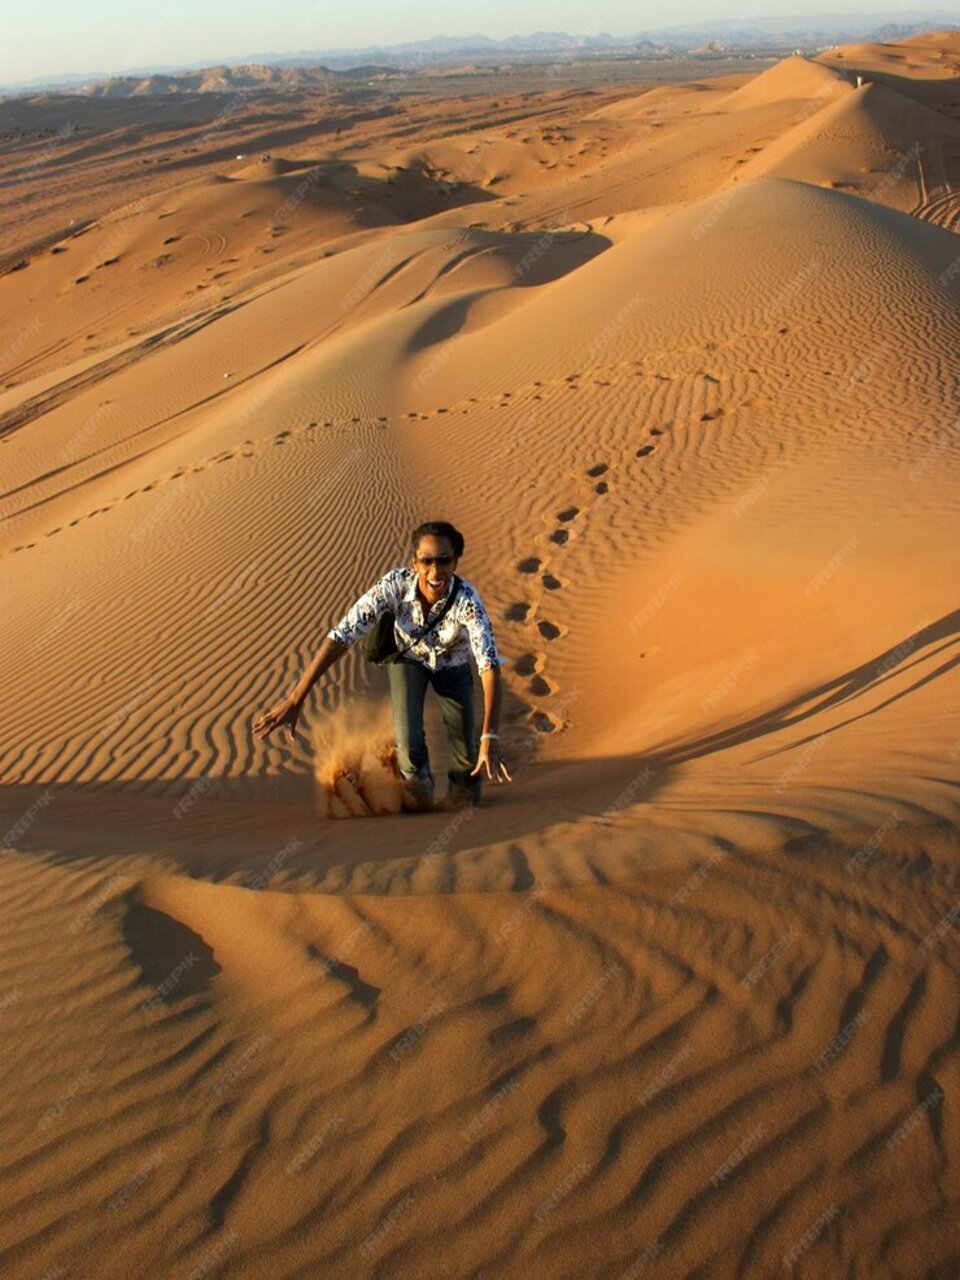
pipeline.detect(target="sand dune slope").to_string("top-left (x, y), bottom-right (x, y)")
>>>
top-left (722, 54), bottom-right (853, 111)
top-left (1, 31), bottom-right (959, 1279)
top-left (736, 81), bottom-right (960, 206)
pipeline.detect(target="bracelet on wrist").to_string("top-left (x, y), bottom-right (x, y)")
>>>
top-left (480, 732), bottom-right (500, 741)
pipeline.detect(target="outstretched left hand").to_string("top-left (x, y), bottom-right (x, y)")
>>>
top-left (470, 738), bottom-right (513, 783)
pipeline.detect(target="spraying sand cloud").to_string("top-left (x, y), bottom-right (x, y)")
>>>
top-left (309, 699), bottom-right (406, 818)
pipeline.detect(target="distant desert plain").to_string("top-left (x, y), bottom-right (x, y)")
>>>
top-left (1, 30), bottom-right (960, 1279)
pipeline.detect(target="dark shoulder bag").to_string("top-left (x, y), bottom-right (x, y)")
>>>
top-left (361, 575), bottom-right (461, 664)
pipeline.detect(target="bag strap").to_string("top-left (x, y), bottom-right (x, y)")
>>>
top-left (396, 574), bottom-right (461, 656)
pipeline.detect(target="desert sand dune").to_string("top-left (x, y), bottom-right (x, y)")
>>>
top-left (721, 54), bottom-right (852, 110)
top-left (1, 30), bottom-right (959, 1279)
top-left (819, 31), bottom-right (960, 108)
top-left (735, 81), bottom-right (960, 202)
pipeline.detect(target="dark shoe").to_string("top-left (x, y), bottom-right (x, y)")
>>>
top-left (401, 777), bottom-right (435, 812)
top-left (444, 782), bottom-right (482, 810)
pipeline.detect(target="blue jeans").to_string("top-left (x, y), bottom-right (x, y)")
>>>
top-left (387, 658), bottom-right (481, 800)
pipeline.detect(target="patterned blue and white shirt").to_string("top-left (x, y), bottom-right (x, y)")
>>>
top-left (327, 567), bottom-right (505, 673)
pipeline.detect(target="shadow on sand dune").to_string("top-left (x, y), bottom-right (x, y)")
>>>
top-left (0, 750), bottom-right (671, 887)
top-left (645, 608), bottom-right (960, 768)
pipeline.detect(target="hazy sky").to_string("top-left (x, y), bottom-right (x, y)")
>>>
top-left (3, 0), bottom-right (947, 85)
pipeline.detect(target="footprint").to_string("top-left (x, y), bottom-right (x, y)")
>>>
top-left (530, 710), bottom-right (560, 734)
top-left (529, 674), bottom-right (557, 697)
top-left (517, 557), bottom-right (541, 574)
top-left (538, 620), bottom-right (563, 641)
top-left (514, 653), bottom-right (542, 676)
top-left (549, 529), bottom-right (569, 545)
top-left (595, 481), bottom-right (609, 494)
top-left (586, 463), bottom-right (608, 478)
top-left (700, 410), bottom-right (723, 422)
top-left (557, 506), bottom-right (579, 522)
top-left (542, 573), bottom-right (562, 590)
top-left (505, 602), bottom-right (533, 622)
top-left (636, 444), bottom-right (656, 457)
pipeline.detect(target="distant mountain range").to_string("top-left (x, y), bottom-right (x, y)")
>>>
top-left (4, 13), bottom-right (958, 97)
top-left (67, 63), bottom-right (397, 99)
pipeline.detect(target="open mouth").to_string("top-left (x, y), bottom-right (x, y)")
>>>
top-left (428, 578), bottom-right (444, 588)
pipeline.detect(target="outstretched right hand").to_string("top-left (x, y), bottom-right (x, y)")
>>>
top-left (252, 694), bottom-right (301, 743)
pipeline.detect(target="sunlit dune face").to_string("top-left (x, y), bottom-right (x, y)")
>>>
top-left (412, 534), bottom-right (458, 606)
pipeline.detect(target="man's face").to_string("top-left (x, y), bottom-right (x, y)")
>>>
top-left (412, 534), bottom-right (458, 605)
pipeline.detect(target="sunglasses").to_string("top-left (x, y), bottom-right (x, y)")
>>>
top-left (417, 554), bottom-right (455, 567)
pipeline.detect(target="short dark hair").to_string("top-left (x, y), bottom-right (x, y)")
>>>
top-left (411, 521), bottom-right (464, 559)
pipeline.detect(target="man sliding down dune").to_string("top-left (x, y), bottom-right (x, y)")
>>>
top-left (252, 521), bottom-right (512, 812)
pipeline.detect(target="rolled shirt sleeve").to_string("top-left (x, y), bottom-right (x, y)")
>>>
top-left (327, 568), bottom-right (403, 648)
top-left (461, 587), bottom-right (505, 674)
